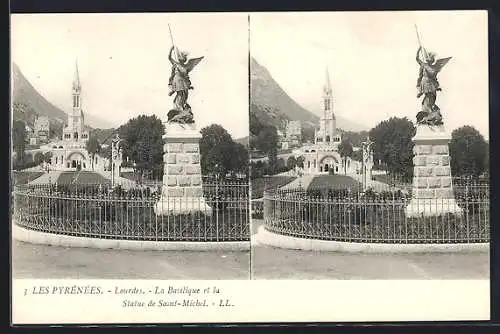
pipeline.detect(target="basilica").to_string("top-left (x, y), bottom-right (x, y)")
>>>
top-left (44, 62), bottom-right (113, 171)
top-left (295, 69), bottom-right (355, 174)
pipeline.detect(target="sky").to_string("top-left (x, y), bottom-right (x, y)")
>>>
top-left (11, 13), bottom-right (249, 139)
top-left (250, 11), bottom-right (489, 139)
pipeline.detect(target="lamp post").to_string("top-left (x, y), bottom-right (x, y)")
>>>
top-left (214, 163), bottom-right (221, 241)
top-left (361, 137), bottom-right (374, 192)
top-left (111, 134), bottom-right (122, 188)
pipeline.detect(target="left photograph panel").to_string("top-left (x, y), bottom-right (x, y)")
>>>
top-left (11, 13), bottom-right (250, 280)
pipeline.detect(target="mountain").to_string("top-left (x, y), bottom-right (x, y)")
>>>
top-left (250, 57), bottom-right (368, 132)
top-left (251, 57), bottom-right (318, 130)
top-left (11, 63), bottom-right (115, 132)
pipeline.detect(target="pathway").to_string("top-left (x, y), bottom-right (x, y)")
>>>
top-left (279, 174), bottom-right (316, 190)
top-left (250, 220), bottom-right (489, 279)
top-left (12, 240), bottom-right (250, 280)
top-left (349, 173), bottom-right (407, 193)
top-left (94, 170), bottom-right (139, 189)
top-left (25, 170), bottom-right (62, 185)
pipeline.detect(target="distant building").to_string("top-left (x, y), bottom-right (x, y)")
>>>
top-left (295, 68), bottom-right (355, 174)
top-left (285, 120), bottom-right (301, 146)
top-left (277, 120), bottom-right (302, 150)
top-left (34, 116), bottom-right (50, 143)
top-left (47, 61), bottom-right (108, 171)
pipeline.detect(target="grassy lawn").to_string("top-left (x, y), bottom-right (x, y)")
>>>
top-left (57, 171), bottom-right (111, 185)
top-left (120, 171), bottom-right (136, 181)
top-left (251, 176), bottom-right (296, 199)
top-left (307, 174), bottom-right (362, 191)
top-left (372, 173), bottom-right (411, 187)
top-left (12, 171), bottom-right (45, 185)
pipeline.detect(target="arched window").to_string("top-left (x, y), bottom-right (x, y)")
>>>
top-left (74, 132), bottom-right (79, 140)
top-left (326, 136), bottom-right (330, 142)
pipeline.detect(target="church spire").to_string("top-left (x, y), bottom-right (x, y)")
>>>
top-left (72, 59), bottom-right (82, 110)
top-left (324, 67), bottom-right (332, 95)
top-left (73, 59), bottom-right (81, 91)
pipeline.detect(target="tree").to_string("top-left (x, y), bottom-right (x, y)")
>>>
top-left (86, 135), bottom-right (101, 171)
top-left (119, 115), bottom-right (164, 180)
top-left (351, 149), bottom-right (363, 162)
top-left (287, 156), bottom-right (297, 170)
top-left (301, 126), bottom-right (315, 143)
top-left (255, 125), bottom-right (278, 155)
top-left (228, 143), bottom-right (249, 177)
top-left (34, 152), bottom-right (44, 165)
top-left (484, 141), bottom-right (489, 177)
top-left (338, 138), bottom-right (354, 174)
top-left (13, 120), bottom-right (26, 166)
top-left (449, 126), bottom-right (488, 177)
top-left (340, 130), bottom-right (370, 148)
top-left (369, 117), bottom-right (416, 179)
top-left (200, 124), bottom-right (249, 178)
top-left (43, 151), bottom-right (52, 164)
top-left (200, 124), bottom-right (234, 177)
top-left (296, 156), bottom-right (305, 169)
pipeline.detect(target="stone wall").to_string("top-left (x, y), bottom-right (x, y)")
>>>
top-left (162, 140), bottom-right (203, 198)
top-left (412, 141), bottom-right (453, 199)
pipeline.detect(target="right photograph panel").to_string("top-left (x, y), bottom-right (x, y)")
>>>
top-left (249, 11), bottom-right (489, 280)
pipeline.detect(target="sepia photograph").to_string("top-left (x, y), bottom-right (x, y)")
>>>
top-left (10, 10), bottom-right (492, 325)
top-left (249, 11), bottom-right (490, 280)
top-left (11, 13), bottom-right (251, 280)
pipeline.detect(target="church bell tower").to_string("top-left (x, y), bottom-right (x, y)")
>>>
top-left (316, 67), bottom-right (338, 145)
top-left (63, 60), bottom-right (89, 142)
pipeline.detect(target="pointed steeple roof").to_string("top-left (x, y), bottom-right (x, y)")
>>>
top-left (73, 59), bottom-right (81, 90)
top-left (324, 67), bottom-right (332, 95)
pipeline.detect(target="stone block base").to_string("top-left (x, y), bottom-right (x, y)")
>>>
top-left (405, 198), bottom-right (462, 218)
top-left (407, 124), bottom-right (462, 218)
top-left (155, 122), bottom-right (212, 217)
top-left (154, 196), bottom-right (213, 216)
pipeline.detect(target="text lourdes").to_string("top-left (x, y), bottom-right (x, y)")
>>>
top-left (114, 286), bottom-right (146, 295)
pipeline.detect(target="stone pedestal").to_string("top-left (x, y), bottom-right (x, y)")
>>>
top-left (405, 125), bottom-right (462, 217)
top-left (154, 122), bottom-right (212, 216)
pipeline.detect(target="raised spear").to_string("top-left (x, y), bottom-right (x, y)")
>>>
top-left (414, 24), bottom-right (429, 60)
top-left (168, 23), bottom-right (181, 62)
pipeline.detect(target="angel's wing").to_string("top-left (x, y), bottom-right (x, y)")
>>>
top-left (186, 57), bottom-right (204, 73)
top-left (434, 57), bottom-right (452, 72)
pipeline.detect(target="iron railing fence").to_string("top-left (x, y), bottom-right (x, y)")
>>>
top-left (13, 181), bottom-right (250, 242)
top-left (371, 173), bottom-right (490, 190)
top-left (262, 184), bottom-right (489, 244)
top-left (260, 176), bottom-right (490, 197)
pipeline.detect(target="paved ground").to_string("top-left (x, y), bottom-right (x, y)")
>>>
top-left (251, 220), bottom-right (489, 280)
top-left (12, 221), bottom-right (489, 280)
top-left (12, 240), bottom-right (250, 280)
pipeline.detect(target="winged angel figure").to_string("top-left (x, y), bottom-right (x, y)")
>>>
top-left (167, 46), bottom-right (204, 124)
top-left (415, 46), bottom-right (452, 126)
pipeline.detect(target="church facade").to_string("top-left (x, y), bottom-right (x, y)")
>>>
top-left (297, 69), bottom-right (355, 174)
top-left (48, 62), bottom-right (107, 171)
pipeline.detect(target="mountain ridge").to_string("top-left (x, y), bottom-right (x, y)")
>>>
top-left (12, 62), bottom-right (115, 130)
top-left (250, 57), bottom-right (368, 132)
